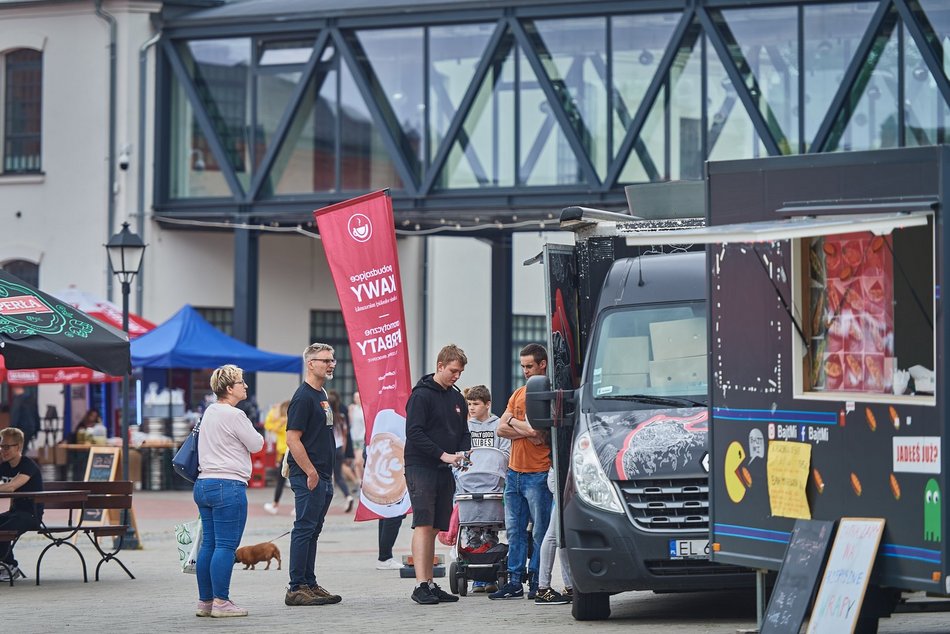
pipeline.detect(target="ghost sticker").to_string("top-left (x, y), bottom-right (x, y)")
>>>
top-left (724, 441), bottom-right (751, 503)
top-left (924, 478), bottom-right (941, 542)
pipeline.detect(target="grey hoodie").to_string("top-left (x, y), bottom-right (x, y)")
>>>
top-left (467, 414), bottom-right (510, 457)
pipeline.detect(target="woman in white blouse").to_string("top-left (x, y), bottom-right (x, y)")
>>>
top-left (192, 364), bottom-right (264, 618)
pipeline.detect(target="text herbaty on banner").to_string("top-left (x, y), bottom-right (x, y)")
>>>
top-left (314, 190), bottom-right (412, 520)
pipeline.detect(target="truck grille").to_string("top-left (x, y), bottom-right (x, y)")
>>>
top-left (618, 478), bottom-right (709, 532)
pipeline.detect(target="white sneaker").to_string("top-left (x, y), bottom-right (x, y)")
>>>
top-left (263, 502), bottom-right (278, 515)
top-left (375, 558), bottom-right (403, 570)
top-left (0, 566), bottom-right (24, 582)
top-left (344, 495), bottom-right (354, 513)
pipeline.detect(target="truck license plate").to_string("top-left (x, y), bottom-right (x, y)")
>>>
top-left (668, 539), bottom-right (709, 560)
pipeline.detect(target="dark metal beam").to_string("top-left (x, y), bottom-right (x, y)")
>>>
top-left (809, 0), bottom-right (895, 153)
top-left (697, 6), bottom-right (783, 155)
top-left (331, 27), bottom-right (421, 192)
top-left (509, 17), bottom-right (600, 186)
top-left (894, 0), bottom-right (950, 111)
top-left (161, 38), bottom-right (245, 199)
top-left (605, 8), bottom-right (697, 188)
top-left (247, 30), bottom-right (331, 201)
top-left (489, 235), bottom-right (513, 416)
top-left (421, 20), bottom-right (511, 194)
top-left (588, 53), bottom-right (660, 181)
top-left (430, 67), bottom-right (490, 183)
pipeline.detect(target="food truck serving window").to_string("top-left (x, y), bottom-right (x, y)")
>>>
top-left (618, 209), bottom-right (934, 406)
top-left (795, 216), bottom-right (935, 404)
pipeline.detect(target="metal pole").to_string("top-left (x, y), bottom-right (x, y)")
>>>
top-left (121, 279), bottom-right (131, 482)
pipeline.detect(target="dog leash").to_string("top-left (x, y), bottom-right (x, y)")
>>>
top-left (268, 530), bottom-right (291, 543)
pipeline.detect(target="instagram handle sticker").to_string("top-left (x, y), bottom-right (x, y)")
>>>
top-left (348, 213), bottom-right (373, 243)
top-left (360, 409), bottom-right (411, 516)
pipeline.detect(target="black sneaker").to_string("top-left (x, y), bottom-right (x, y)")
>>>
top-left (488, 581), bottom-right (524, 600)
top-left (428, 582), bottom-right (459, 602)
top-left (534, 587), bottom-right (570, 605)
top-left (411, 582), bottom-right (439, 605)
top-left (527, 582), bottom-right (539, 600)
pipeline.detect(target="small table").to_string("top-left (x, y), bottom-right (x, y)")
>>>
top-left (0, 489), bottom-right (90, 585)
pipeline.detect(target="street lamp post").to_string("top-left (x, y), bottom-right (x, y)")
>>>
top-left (106, 222), bottom-right (146, 482)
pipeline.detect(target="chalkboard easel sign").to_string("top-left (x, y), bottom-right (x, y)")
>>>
top-left (761, 519), bottom-right (835, 634)
top-left (806, 517), bottom-right (885, 634)
top-left (82, 447), bottom-right (120, 525)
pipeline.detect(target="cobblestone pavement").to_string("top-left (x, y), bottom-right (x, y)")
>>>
top-left (3, 487), bottom-right (949, 633)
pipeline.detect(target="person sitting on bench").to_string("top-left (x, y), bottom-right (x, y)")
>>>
top-left (0, 427), bottom-right (44, 581)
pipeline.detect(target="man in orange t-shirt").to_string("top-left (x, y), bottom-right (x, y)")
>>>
top-left (488, 344), bottom-right (552, 601)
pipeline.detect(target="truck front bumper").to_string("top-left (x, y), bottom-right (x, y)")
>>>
top-left (563, 496), bottom-right (754, 594)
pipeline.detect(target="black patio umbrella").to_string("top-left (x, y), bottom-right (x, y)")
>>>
top-left (0, 270), bottom-right (130, 376)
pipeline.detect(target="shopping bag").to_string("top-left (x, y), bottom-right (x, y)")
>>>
top-left (175, 518), bottom-right (202, 574)
top-left (436, 504), bottom-right (460, 546)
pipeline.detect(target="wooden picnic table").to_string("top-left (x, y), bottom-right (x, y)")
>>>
top-left (0, 489), bottom-right (90, 585)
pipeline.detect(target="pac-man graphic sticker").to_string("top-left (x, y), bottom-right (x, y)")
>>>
top-left (724, 441), bottom-right (750, 503)
top-left (925, 478), bottom-right (941, 543)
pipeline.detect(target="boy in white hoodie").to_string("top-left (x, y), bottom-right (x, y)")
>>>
top-left (462, 385), bottom-right (509, 593)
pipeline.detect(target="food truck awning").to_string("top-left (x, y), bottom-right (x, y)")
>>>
top-left (620, 210), bottom-right (932, 246)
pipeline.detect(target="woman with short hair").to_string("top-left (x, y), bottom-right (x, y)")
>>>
top-left (192, 364), bottom-right (264, 618)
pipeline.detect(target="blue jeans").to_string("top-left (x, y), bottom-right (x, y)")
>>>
top-left (193, 478), bottom-right (248, 602)
top-left (289, 474), bottom-right (333, 590)
top-left (504, 469), bottom-right (553, 584)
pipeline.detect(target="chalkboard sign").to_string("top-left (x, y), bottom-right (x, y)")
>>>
top-left (82, 447), bottom-right (119, 525)
top-left (806, 518), bottom-right (884, 634)
top-left (762, 519), bottom-right (835, 634)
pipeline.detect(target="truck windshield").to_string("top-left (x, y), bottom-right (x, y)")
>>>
top-left (589, 302), bottom-right (707, 400)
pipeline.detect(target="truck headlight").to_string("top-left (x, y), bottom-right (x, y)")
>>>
top-left (572, 430), bottom-right (624, 514)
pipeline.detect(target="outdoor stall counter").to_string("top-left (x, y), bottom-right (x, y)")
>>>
top-left (689, 146), bottom-right (946, 597)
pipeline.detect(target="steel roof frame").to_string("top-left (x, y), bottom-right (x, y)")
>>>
top-left (153, 0), bottom-right (950, 229)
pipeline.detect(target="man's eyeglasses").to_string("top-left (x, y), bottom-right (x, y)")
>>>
top-left (0, 444), bottom-right (19, 450)
top-left (310, 358), bottom-right (336, 365)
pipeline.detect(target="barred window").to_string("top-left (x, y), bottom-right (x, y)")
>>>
top-left (511, 314), bottom-right (547, 389)
top-left (4, 49), bottom-right (42, 174)
top-left (194, 306), bottom-right (233, 336)
top-left (309, 310), bottom-right (356, 405)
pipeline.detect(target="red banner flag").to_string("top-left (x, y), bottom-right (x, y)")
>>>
top-left (314, 190), bottom-right (412, 520)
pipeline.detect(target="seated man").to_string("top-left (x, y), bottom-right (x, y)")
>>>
top-left (0, 427), bottom-right (44, 581)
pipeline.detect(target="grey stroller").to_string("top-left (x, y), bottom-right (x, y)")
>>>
top-left (449, 446), bottom-right (509, 596)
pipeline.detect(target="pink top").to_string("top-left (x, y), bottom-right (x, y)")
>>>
top-left (196, 403), bottom-right (264, 482)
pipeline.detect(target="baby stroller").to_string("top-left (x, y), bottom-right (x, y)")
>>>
top-left (449, 446), bottom-right (509, 596)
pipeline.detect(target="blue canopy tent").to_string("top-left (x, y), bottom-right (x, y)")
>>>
top-left (131, 304), bottom-right (301, 372)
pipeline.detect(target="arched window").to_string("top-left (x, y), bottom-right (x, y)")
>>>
top-left (4, 48), bottom-right (42, 173)
top-left (2, 259), bottom-right (39, 287)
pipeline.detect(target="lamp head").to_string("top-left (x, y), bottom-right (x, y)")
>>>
top-left (106, 222), bottom-right (146, 284)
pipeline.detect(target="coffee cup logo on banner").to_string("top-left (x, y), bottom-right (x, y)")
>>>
top-left (348, 213), bottom-right (373, 242)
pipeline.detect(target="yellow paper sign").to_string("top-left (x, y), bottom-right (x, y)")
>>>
top-left (767, 440), bottom-right (812, 519)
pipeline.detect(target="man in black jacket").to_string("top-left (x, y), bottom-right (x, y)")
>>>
top-left (404, 344), bottom-right (471, 605)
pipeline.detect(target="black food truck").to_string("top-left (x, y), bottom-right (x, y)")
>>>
top-left (529, 183), bottom-right (753, 621)
top-left (613, 146), bottom-right (946, 630)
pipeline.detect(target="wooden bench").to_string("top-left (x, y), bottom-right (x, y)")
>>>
top-left (38, 481), bottom-right (135, 584)
top-left (0, 531), bottom-right (19, 586)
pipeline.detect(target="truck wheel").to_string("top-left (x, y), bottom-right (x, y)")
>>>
top-left (572, 590), bottom-right (610, 621)
top-left (449, 562), bottom-right (459, 594)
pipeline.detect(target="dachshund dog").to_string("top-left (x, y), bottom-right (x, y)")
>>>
top-left (234, 541), bottom-right (281, 570)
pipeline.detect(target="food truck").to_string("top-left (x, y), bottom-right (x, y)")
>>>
top-left (615, 146), bottom-right (946, 625)
top-left (528, 183), bottom-right (754, 621)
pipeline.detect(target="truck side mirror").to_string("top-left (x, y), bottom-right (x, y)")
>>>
top-left (525, 375), bottom-right (554, 428)
top-left (526, 375), bottom-right (577, 429)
